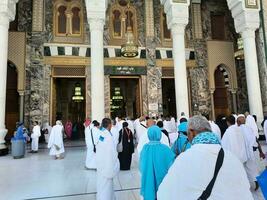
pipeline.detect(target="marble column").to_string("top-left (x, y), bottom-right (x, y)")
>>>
top-left (19, 91), bottom-right (25, 123)
top-left (230, 89), bottom-right (237, 114)
top-left (227, 0), bottom-right (263, 121)
top-left (242, 30), bottom-right (264, 120)
top-left (88, 19), bottom-right (105, 122)
top-left (161, 0), bottom-right (190, 118)
top-left (171, 25), bottom-right (190, 118)
top-left (210, 89), bottom-right (215, 121)
top-left (0, 0), bottom-right (18, 155)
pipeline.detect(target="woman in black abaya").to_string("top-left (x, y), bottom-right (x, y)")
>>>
top-left (118, 122), bottom-right (134, 170)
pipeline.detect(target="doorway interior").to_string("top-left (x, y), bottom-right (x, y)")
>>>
top-left (213, 67), bottom-right (231, 117)
top-left (5, 61), bottom-right (19, 138)
top-left (110, 77), bottom-right (141, 119)
top-left (162, 78), bottom-right (176, 117)
top-left (52, 78), bottom-right (85, 126)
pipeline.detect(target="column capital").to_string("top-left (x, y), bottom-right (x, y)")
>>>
top-left (0, 0), bottom-right (18, 27)
top-left (88, 18), bottom-right (105, 32)
top-left (171, 23), bottom-right (186, 35)
top-left (161, 0), bottom-right (189, 31)
top-left (18, 90), bottom-right (25, 96)
top-left (210, 88), bottom-right (215, 94)
top-left (226, 0), bottom-right (260, 34)
top-left (229, 88), bottom-right (237, 94)
top-left (241, 29), bottom-right (256, 39)
top-left (85, 0), bottom-right (107, 32)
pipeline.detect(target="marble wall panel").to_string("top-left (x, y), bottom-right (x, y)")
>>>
top-left (256, 29), bottom-right (267, 113)
top-left (104, 75), bottom-right (111, 118)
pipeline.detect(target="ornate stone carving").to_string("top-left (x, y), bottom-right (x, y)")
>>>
top-left (0, 0), bottom-right (19, 27)
top-left (32, 0), bottom-right (44, 32)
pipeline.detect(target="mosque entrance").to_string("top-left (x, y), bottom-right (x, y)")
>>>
top-left (162, 78), bottom-right (177, 117)
top-left (110, 77), bottom-right (141, 119)
top-left (52, 78), bottom-right (86, 132)
top-left (5, 61), bottom-right (19, 138)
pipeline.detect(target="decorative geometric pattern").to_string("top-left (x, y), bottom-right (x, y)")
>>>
top-left (44, 44), bottom-right (195, 60)
top-left (52, 66), bottom-right (85, 77)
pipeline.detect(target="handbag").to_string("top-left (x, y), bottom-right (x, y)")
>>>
top-left (90, 128), bottom-right (96, 153)
top-left (117, 130), bottom-right (123, 153)
top-left (257, 169), bottom-right (267, 199)
top-left (197, 148), bottom-right (224, 200)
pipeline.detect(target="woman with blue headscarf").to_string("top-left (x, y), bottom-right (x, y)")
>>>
top-left (171, 121), bottom-right (191, 157)
top-left (140, 125), bottom-right (175, 200)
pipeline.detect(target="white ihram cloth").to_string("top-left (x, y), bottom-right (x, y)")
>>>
top-left (157, 144), bottom-right (253, 200)
top-left (264, 120), bottom-right (267, 143)
top-left (209, 121), bottom-right (221, 140)
top-left (163, 120), bottom-right (173, 133)
top-left (48, 124), bottom-right (65, 156)
top-left (96, 129), bottom-right (119, 200)
top-left (135, 121), bottom-right (147, 143)
top-left (137, 130), bottom-right (169, 156)
top-left (85, 126), bottom-right (100, 169)
top-left (239, 125), bottom-right (260, 184)
top-left (246, 115), bottom-right (259, 139)
top-left (111, 126), bottom-right (119, 148)
top-left (221, 125), bottom-right (248, 163)
top-left (31, 125), bottom-right (41, 151)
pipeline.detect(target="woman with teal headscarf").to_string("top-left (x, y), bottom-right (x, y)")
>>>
top-left (140, 125), bottom-right (175, 200)
top-left (171, 122), bottom-right (191, 157)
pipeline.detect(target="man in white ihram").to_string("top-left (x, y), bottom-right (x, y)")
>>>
top-left (30, 121), bottom-right (41, 153)
top-left (85, 120), bottom-right (100, 169)
top-left (48, 120), bottom-right (65, 159)
top-left (96, 118), bottom-right (119, 200)
top-left (237, 115), bottom-right (261, 191)
top-left (157, 116), bottom-right (253, 200)
top-left (221, 115), bottom-right (247, 164)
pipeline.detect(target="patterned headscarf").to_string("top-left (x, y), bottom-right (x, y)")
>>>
top-left (192, 132), bottom-right (220, 145)
top-left (84, 118), bottom-right (91, 127)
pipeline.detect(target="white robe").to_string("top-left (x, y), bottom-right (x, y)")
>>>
top-left (240, 125), bottom-right (260, 184)
top-left (209, 121), bottom-right (221, 140)
top-left (157, 144), bottom-right (253, 200)
top-left (85, 126), bottom-right (100, 169)
top-left (48, 125), bottom-right (65, 156)
top-left (31, 125), bottom-right (41, 151)
top-left (221, 125), bottom-right (248, 164)
top-left (246, 115), bottom-right (259, 139)
top-left (264, 120), bottom-right (267, 143)
top-left (135, 121), bottom-right (147, 143)
top-left (137, 130), bottom-right (170, 156)
top-left (111, 126), bottom-right (120, 148)
top-left (96, 129), bottom-right (119, 200)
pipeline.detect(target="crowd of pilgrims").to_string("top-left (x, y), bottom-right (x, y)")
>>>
top-left (11, 112), bottom-right (267, 200)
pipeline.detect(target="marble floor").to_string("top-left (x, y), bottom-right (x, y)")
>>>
top-left (0, 144), bottom-right (141, 200)
top-left (0, 142), bottom-right (266, 200)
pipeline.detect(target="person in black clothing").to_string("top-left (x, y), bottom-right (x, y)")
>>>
top-left (157, 121), bottom-right (170, 144)
top-left (215, 115), bottom-right (228, 137)
top-left (118, 122), bottom-right (134, 170)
